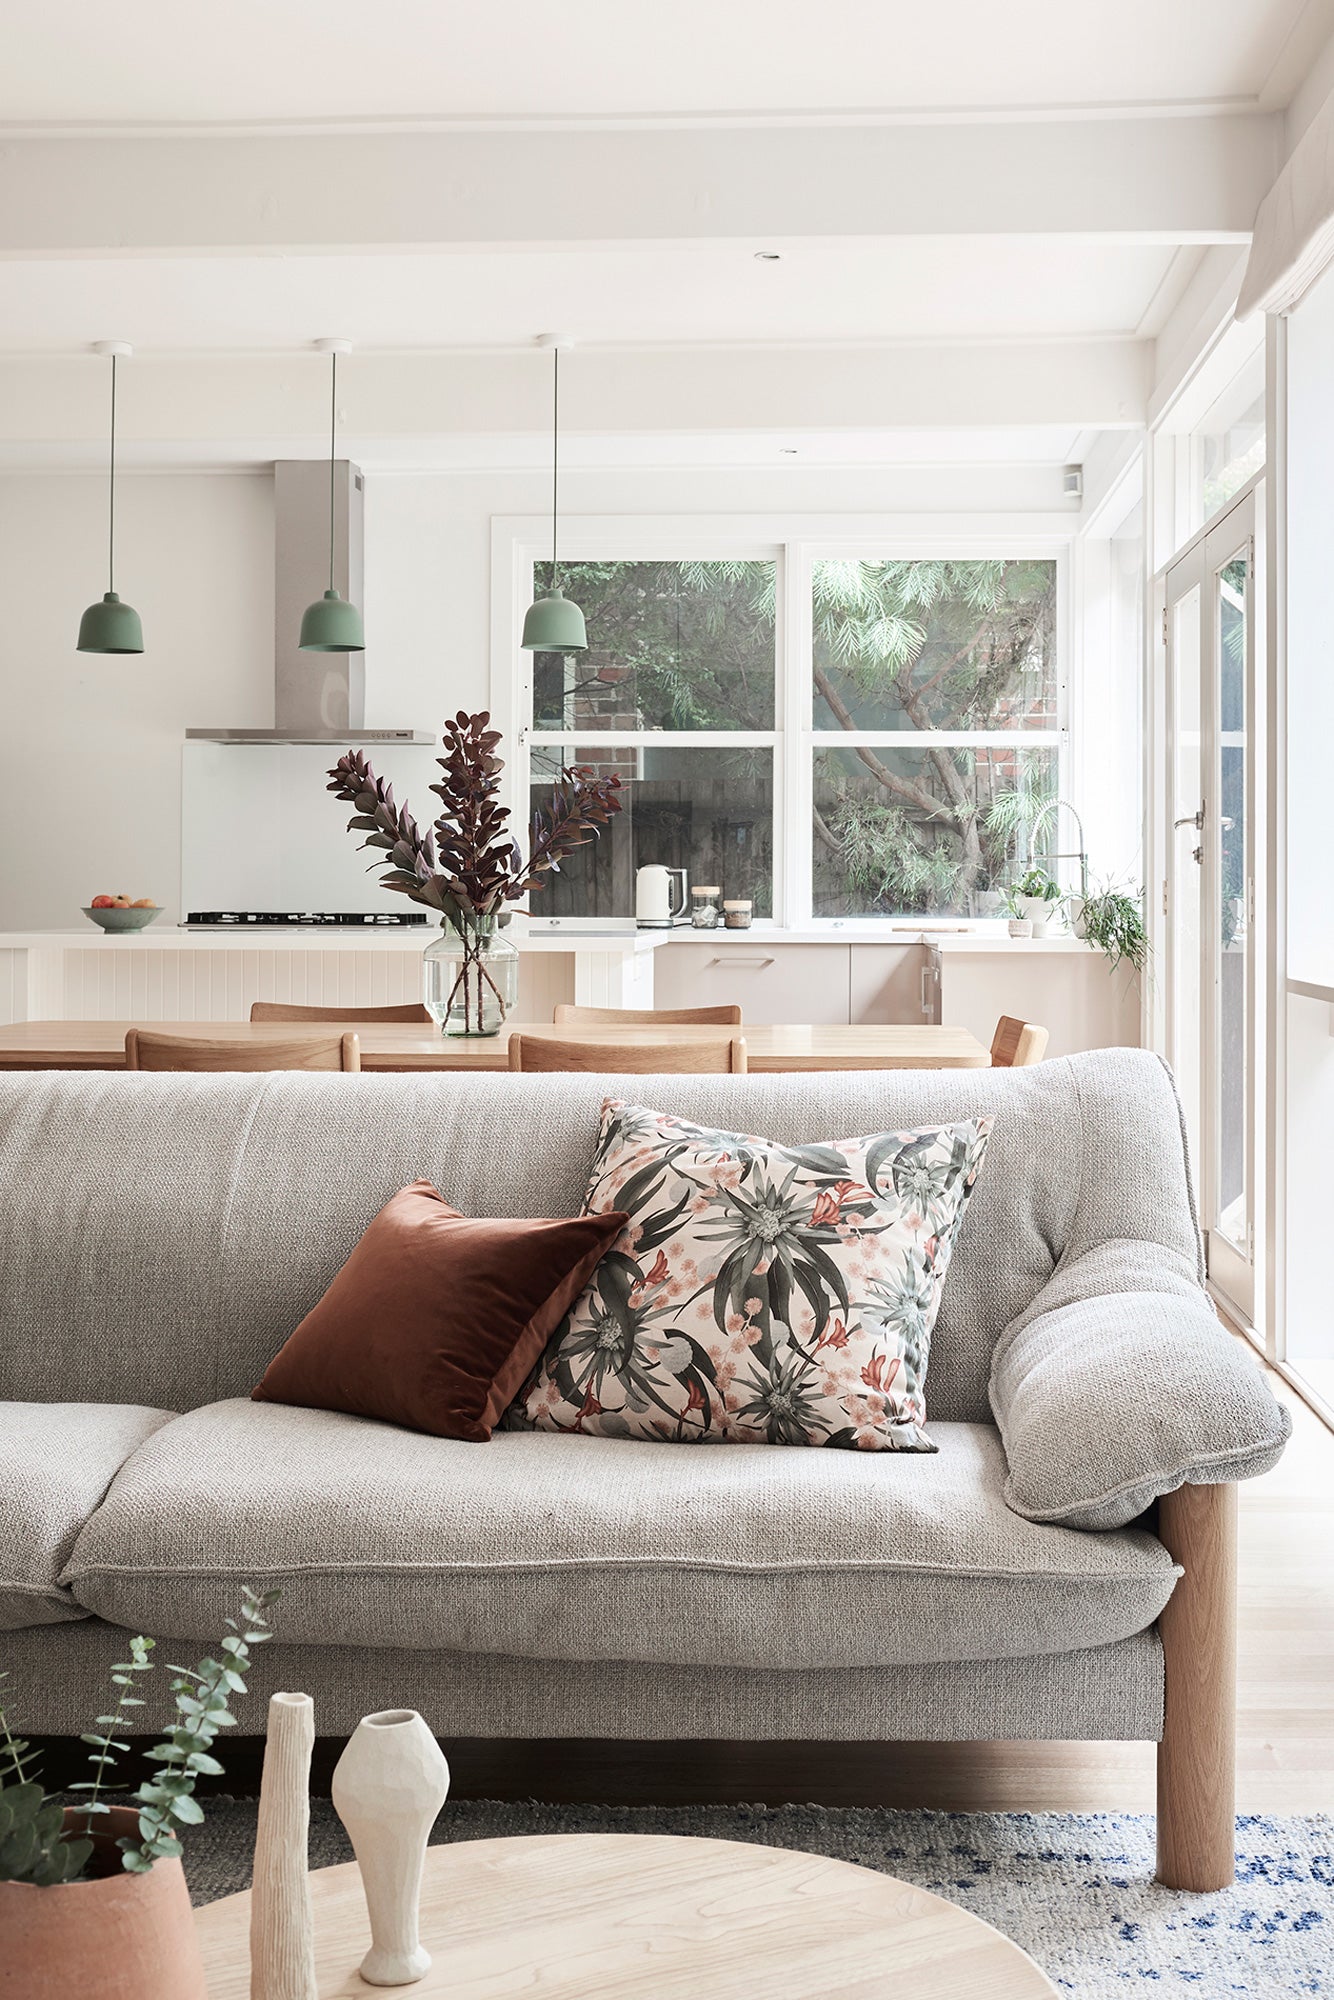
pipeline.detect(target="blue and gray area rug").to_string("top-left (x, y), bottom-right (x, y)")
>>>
top-left (187, 1799), bottom-right (1332, 1997)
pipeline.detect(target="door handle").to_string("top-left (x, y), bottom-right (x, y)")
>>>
top-left (1174, 803), bottom-right (1205, 832)
top-left (707, 955), bottom-right (774, 967)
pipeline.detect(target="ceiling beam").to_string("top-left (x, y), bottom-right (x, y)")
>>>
top-left (0, 114), bottom-right (1276, 257)
top-left (0, 340), bottom-right (1149, 457)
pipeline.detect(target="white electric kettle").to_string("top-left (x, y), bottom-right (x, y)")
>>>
top-left (635, 865), bottom-right (689, 928)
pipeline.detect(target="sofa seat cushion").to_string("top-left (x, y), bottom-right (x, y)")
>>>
top-left (63, 1399), bottom-right (1179, 1671)
top-left (1, 1402), bottom-right (175, 1629)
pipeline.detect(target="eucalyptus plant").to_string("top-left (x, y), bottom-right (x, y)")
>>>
top-left (0, 1586), bottom-right (276, 1886)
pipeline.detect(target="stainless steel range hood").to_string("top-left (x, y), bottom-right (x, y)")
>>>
top-left (187, 459), bottom-right (433, 746)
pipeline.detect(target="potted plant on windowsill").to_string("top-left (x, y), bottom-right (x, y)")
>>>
top-left (0, 1587), bottom-right (275, 2000)
top-left (1008, 865), bottom-right (1062, 937)
top-left (329, 711), bottom-right (622, 1037)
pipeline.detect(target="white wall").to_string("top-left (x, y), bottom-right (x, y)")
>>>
top-left (0, 456), bottom-right (1084, 930)
top-left (0, 472), bottom-right (271, 930)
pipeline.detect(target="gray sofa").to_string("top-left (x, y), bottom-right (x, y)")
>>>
top-left (0, 1052), bottom-right (1289, 1890)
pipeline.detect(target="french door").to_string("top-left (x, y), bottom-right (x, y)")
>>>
top-left (1162, 485), bottom-right (1261, 1325)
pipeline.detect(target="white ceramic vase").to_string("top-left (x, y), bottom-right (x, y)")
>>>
top-left (1015, 893), bottom-right (1055, 936)
top-left (331, 1710), bottom-right (450, 1987)
top-left (250, 1692), bottom-right (318, 2000)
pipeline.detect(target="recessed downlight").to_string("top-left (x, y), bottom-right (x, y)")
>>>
top-left (754, 251), bottom-right (781, 261)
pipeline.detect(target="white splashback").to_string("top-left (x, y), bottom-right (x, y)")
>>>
top-left (182, 741), bottom-right (444, 914)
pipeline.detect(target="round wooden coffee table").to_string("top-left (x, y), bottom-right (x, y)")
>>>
top-left (194, 1832), bottom-right (1056, 1997)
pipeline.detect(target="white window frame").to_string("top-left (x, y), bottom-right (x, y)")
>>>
top-left (492, 513), bottom-right (1074, 933)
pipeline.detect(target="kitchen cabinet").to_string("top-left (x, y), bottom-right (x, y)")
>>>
top-left (849, 945), bottom-right (931, 1025)
top-left (653, 942), bottom-right (852, 1025)
top-left (930, 941), bottom-right (1141, 1057)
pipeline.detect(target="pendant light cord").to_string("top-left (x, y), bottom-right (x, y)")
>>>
top-left (108, 352), bottom-right (117, 595)
top-left (551, 345), bottom-right (560, 590)
top-left (328, 348), bottom-right (338, 594)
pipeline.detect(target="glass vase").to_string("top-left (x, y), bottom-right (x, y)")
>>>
top-left (423, 919), bottom-right (519, 1037)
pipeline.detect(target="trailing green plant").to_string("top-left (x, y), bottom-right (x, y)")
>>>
top-left (0, 1587), bottom-right (276, 1886)
top-left (1077, 885), bottom-right (1149, 973)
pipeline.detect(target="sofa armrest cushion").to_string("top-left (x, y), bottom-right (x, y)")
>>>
top-left (990, 1243), bottom-right (1291, 1530)
top-left (1, 1401), bottom-right (175, 1628)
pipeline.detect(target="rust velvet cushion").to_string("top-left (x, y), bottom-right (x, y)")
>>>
top-left (252, 1179), bottom-right (627, 1442)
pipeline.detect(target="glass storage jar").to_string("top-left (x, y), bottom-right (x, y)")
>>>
top-left (690, 885), bottom-right (722, 929)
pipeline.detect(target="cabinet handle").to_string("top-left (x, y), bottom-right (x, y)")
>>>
top-left (708, 955), bottom-right (775, 968)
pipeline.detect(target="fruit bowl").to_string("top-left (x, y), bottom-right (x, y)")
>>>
top-left (82, 905), bottom-right (161, 933)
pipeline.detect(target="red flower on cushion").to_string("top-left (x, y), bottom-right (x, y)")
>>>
top-left (573, 1390), bottom-right (604, 1433)
top-left (860, 1353), bottom-right (902, 1394)
top-left (810, 1189), bottom-right (841, 1227)
top-left (642, 1249), bottom-right (670, 1288)
top-left (860, 1353), bottom-right (885, 1391)
top-left (815, 1316), bottom-right (849, 1352)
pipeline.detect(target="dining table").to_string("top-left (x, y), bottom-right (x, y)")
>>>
top-left (0, 1019), bottom-right (992, 1071)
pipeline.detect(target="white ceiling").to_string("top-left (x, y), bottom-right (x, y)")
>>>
top-left (0, 241), bottom-right (1193, 355)
top-left (0, 0), bottom-right (1321, 124)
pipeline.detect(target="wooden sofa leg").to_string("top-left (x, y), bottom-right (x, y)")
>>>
top-left (1155, 1480), bottom-right (1238, 1891)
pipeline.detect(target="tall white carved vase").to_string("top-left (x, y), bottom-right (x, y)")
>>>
top-left (250, 1692), bottom-right (317, 2000)
top-left (331, 1710), bottom-right (450, 1986)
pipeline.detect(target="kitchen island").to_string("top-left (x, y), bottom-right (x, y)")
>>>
top-left (0, 926), bottom-right (1141, 1056)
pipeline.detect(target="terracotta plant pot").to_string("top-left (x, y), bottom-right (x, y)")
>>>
top-left (0, 1805), bottom-right (208, 2000)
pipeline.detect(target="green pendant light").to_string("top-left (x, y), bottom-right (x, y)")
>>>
top-left (521, 334), bottom-right (587, 653)
top-left (299, 337), bottom-right (365, 653)
top-left (77, 341), bottom-right (144, 655)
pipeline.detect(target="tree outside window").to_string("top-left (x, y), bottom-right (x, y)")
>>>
top-left (526, 553), bottom-right (1060, 921)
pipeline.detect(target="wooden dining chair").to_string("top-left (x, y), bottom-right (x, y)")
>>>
top-left (989, 1016), bottom-right (1050, 1068)
top-left (552, 1002), bottom-right (742, 1027)
top-left (124, 1029), bottom-right (361, 1073)
top-left (509, 1033), bottom-right (747, 1074)
top-left (250, 1000), bottom-right (430, 1024)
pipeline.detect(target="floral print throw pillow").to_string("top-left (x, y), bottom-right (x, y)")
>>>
top-left (515, 1100), bottom-right (993, 1452)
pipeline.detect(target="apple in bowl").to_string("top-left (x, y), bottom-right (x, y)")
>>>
top-left (83, 897), bottom-right (161, 933)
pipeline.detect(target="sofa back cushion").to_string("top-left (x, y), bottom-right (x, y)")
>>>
top-left (0, 1051), bottom-right (1198, 1424)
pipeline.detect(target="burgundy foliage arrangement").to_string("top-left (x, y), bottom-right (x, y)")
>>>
top-left (328, 711), bottom-right (622, 927)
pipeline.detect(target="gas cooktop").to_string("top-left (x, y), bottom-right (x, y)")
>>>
top-left (185, 912), bottom-right (428, 928)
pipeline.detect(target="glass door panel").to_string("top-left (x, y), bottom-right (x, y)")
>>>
top-left (1167, 580), bottom-right (1203, 1166)
top-left (1161, 486), bottom-right (1260, 1328)
top-left (1214, 551), bottom-right (1249, 1260)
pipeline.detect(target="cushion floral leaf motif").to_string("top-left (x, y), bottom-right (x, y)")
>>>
top-left (516, 1101), bottom-right (993, 1451)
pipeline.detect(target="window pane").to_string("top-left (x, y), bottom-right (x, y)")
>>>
top-left (530, 743), bottom-right (773, 920)
top-left (813, 743), bottom-right (1059, 918)
top-left (1197, 346), bottom-right (1265, 528)
top-left (812, 558), bottom-right (1057, 729)
top-left (531, 559), bottom-right (776, 732)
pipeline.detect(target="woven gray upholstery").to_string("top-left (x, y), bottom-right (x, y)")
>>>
top-left (991, 1241), bottom-right (1291, 1529)
top-left (1, 1617), bottom-right (1165, 1742)
top-left (0, 1052), bottom-right (1183, 1425)
top-left (64, 1406), bottom-right (1178, 1668)
top-left (0, 1401), bottom-right (173, 1629)
top-left (0, 1052), bottom-right (1289, 1751)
